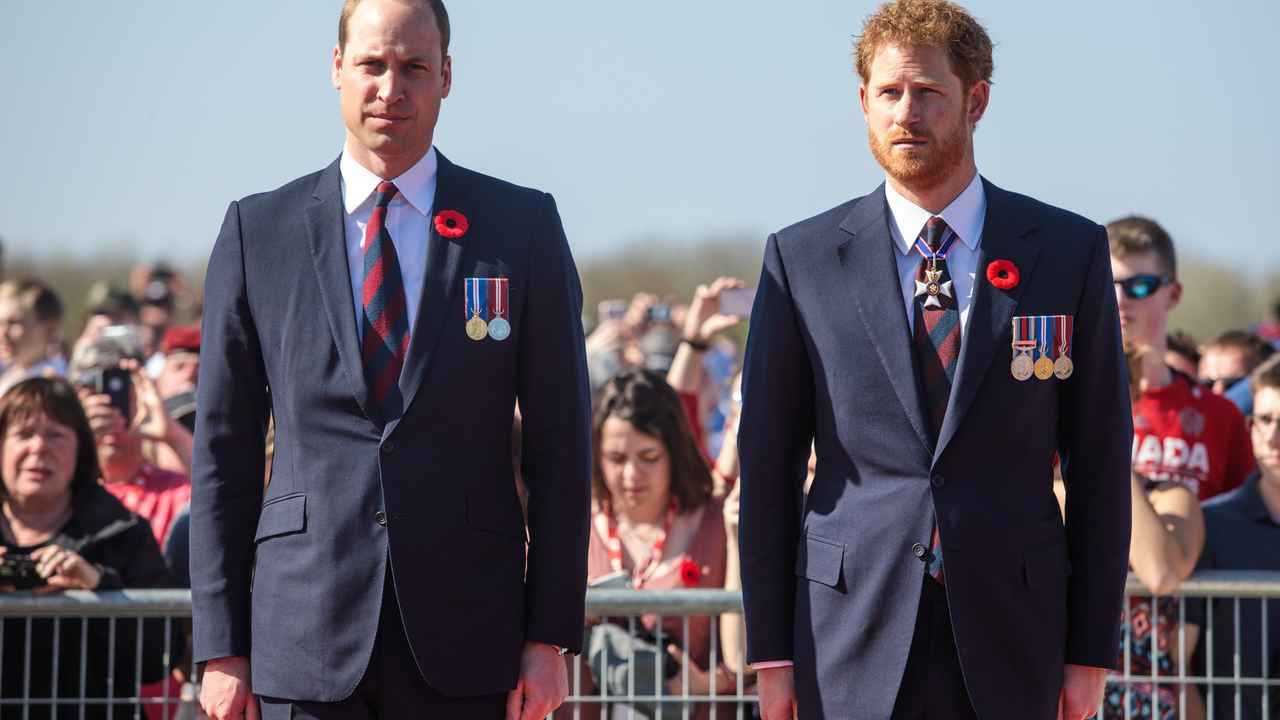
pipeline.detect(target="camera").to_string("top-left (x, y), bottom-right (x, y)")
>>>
top-left (0, 554), bottom-right (47, 590)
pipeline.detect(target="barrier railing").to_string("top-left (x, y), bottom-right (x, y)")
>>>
top-left (1, 571), bottom-right (1276, 720)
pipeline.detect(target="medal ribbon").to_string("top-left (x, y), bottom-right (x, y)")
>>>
top-left (1012, 317), bottom-right (1035, 355)
top-left (1037, 316), bottom-right (1050, 362)
top-left (465, 278), bottom-right (488, 321)
top-left (1054, 315), bottom-right (1072, 360)
top-left (488, 278), bottom-right (508, 320)
top-left (603, 498), bottom-right (678, 589)
top-left (912, 224), bottom-right (961, 267)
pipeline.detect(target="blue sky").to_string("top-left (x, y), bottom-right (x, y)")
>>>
top-left (3, 0), bottom-right (1277, 274)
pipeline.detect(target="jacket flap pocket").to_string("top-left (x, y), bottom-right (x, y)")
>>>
top-left (255, 494), bottom-right (306, 543)
top-left (795, 535), bottom-right (844, 588)
top-left (1024, 537), bottom-right (1071, 590)
top-left (467, 492), bottom-right (526, 541)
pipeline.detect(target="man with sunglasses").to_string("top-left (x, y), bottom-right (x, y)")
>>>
top-left (1108, 216), bottom-right (1254, 501)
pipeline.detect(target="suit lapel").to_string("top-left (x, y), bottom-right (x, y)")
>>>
top-left (837, 185), bottom-right (933, 453)
top-left (933, 179), bottom-right (1038, 462)
top-left (304, 157), bottom-right (382, 426)
top-left (384, 151), bottom-right (471, 438)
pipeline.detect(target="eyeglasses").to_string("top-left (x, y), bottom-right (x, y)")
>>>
top-left (1198, 375), bottom-right (1246, 392)
top-left (1250, 414), bottom-right (1279, 431)
top-left (1114, 274), bottom-right (1174, 300)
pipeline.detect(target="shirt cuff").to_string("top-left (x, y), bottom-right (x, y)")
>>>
top-left (753, 660), bottom-right (794, 669)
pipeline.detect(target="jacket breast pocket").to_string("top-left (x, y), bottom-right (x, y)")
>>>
top-left (1023, 536), bottom-right (1071, 590)
top-left (255, 493), bottom-right (306, 543)
top-left (466, 492), bottom-right (526, 541)
top-left (795, 534), bottom-right (844, 588)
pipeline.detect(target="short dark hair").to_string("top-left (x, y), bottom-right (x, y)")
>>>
top-left (1253, 354), bottom-right (1280, 401)
top-left (1204, 330), bottom-right (1275, 369)
top-left (591, 369), bottom-right (713, 513)
top-left (1166, 330), bottom-right (1200, 366)
top-left (1106, 216), bottom-right (1177, 279)
top-left (339, 0), bottom-right (450, 62)
top-left (0, 378), bottom-right (101, 499)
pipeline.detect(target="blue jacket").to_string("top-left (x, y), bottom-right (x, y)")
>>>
top-left (190, 152), bottom-right (592, 701)
top-left (738, 179), bottom-right (1132, 720)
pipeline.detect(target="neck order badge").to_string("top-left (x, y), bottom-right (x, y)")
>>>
top-left (487, 279), bottom-right (510, 341)
top-left (465, 278), bottom-right (488, 340)
top-left (1011, 316), bottom-right (1074, 381)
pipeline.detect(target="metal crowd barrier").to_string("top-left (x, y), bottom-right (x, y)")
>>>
top-left (0, 572), bottom-right (1277, 720)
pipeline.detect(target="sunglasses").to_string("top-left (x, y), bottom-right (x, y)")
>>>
top-left (1198, 375), bottom-right (1246, 392)
top-left (1114, 274), bottom-right (1173, 300)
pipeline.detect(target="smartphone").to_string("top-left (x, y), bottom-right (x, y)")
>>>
top-left (719, 287), bottom-right (757, 317)
top-left (0, 554), bottom-right (47, 589)
top-left (598, 300), bottom-right (628, 325)
top-left (97, 367), bottom-right (133, 419)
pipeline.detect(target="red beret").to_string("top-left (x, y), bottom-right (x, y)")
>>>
top-left (162, 326), bottom-right (200, 355)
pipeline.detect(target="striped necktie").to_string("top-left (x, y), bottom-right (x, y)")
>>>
top-left (361, 181), bottom-right (411, 423)
top-left (912, 216), bottom-right (961, 586)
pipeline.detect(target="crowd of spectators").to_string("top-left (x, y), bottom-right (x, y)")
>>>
top-left (0, 216), bottom-right (1279, 719)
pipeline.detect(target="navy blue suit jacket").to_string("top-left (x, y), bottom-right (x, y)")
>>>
top-left (737, 179), bottom-right (1132, 720)
top-left (190, 152), bottom-right (592, 700)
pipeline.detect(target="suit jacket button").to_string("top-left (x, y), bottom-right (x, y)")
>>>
top-left (375, 511), bottom-right (387, 526)
top-left (381, 441), bottom-right (395, 454)
top-left (931, 474), bottom-right (945, 488)
top-left (912, 543), bottom-right (927, 558)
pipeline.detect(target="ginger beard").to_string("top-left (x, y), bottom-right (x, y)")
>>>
top-left (868, 108), bottom-right (971, 192)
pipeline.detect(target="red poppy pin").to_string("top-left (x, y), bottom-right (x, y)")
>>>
top-left (678, 559), bottom-right (702, 587)
top-left (986, 259), bottom-right (1019, 290)
top-left (434, 210), bottom-right (468, 238)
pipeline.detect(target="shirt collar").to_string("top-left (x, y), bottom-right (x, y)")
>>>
top-left (884, 171), bottom-right (986, 257)
top-left (339, 145), bottom-right (438, 218)
top-left (1240, 472), bottom-right (1280, 525)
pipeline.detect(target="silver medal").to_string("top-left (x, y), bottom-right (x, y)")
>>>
top-left (488, 317), bottom-right (511, 341)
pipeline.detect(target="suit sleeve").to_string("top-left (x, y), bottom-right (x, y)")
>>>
top-left (1057, 224), bottom-right (1133, 669)
top-left (190, 201), bottom-right (271, 663)
top-left (516, 193), bottom-right (593, 653)
top-left (737, 233), bottom-right (816, 664)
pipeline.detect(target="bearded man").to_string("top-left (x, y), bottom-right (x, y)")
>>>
top-left (735, 1), bottom-right (1132, 719)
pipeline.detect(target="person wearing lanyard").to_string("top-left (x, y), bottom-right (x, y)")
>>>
top-left (573, 369), bottom-right (733, 719)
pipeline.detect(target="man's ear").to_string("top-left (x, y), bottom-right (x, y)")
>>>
top-left (858, 84), bottom-right (870, 122)
top-left (332, 45), bottom-right (343, 90)
top-left (440, 55), bottom-right (452, 99)
top-left (1166, 280), bottom-right (1183, 311)
top-left (967, 80), bottom-right (990, 126)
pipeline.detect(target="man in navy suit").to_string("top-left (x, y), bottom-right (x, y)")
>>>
top-left (191, 1), bottom-right (591, 718)
top-left (737, 2), bottom-right (1132, 719)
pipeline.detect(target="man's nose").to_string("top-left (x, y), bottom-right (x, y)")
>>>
top-left (376, 69), bottom-right (404, 105)
top-left (894, 93), bottom-right (921, 127)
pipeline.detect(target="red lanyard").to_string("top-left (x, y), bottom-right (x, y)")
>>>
top-left (604, 498), bottom-right (678, 589)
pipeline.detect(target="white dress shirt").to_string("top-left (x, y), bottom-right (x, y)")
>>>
top-left (340, 145), bottom-right (438, 334)
top-left (885, 172), bottom-right (987, 339)
top-left (752, 172), bottom-right (989, 671)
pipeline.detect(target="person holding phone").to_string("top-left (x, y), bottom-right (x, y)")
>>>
top-left (666, 277), bottom-right (747, 456)
top-left (68, 338), bottom-right (192, 551)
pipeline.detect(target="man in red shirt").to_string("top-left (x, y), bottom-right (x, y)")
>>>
top-left (71, 337), bottom-right (192, 550)
top-left (1108, 217), bottom-right (1254, 500)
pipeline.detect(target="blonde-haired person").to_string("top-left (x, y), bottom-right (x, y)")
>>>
top-left (0, 280), bottom-right (65, 397)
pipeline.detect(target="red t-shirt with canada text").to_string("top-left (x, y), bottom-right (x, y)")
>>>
top-left (1131, 374), bottom-right (1254, 502)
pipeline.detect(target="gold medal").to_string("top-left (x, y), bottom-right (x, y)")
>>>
top-left (1054, 356), bottom-right (1074, 380)
top-left (466, 315), bottom-right (488, 340)
top-left (1034, 356), bottom-right (1054, 380)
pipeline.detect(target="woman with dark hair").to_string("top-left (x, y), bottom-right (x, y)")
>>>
top-left (572, 369), bottom-right (732, 719)
top-left (0, 378), bottom-right (176, 719)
